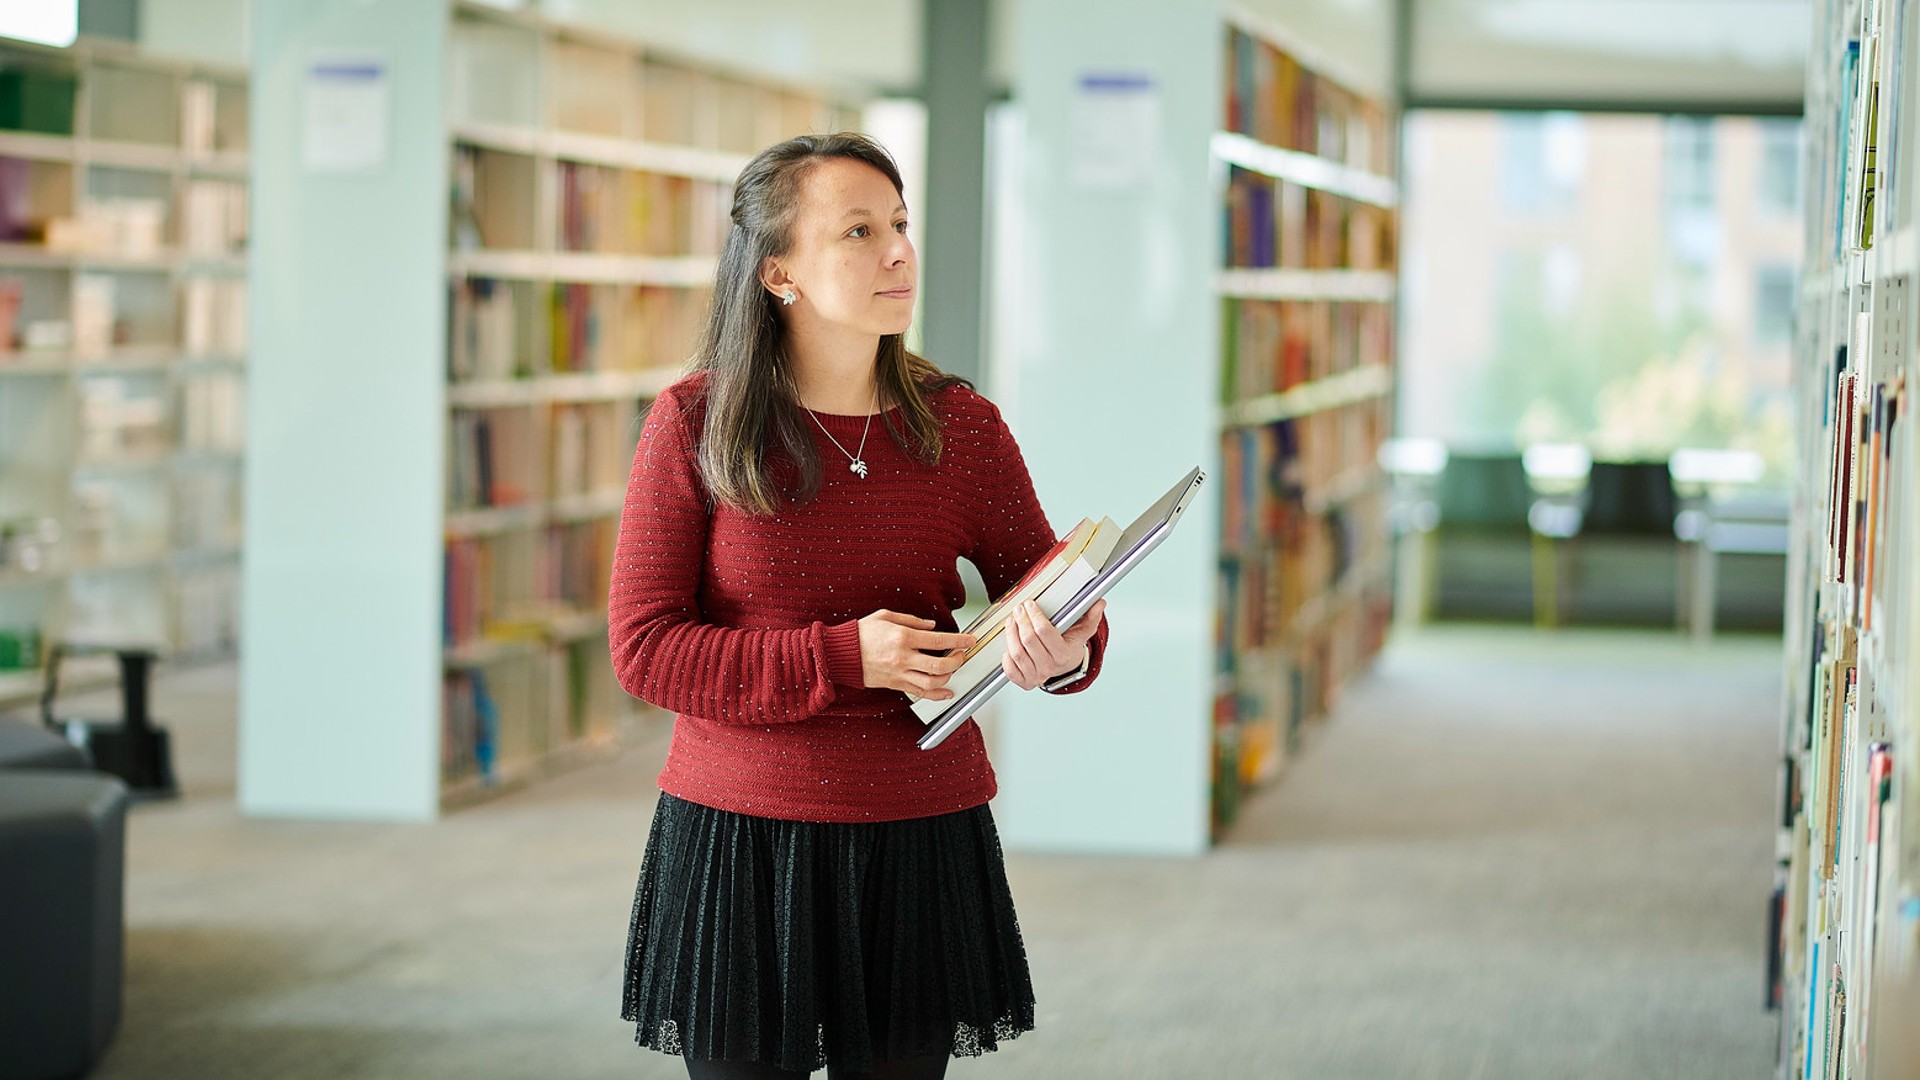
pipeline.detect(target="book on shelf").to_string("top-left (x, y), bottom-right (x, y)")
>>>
top-left (1223, 167), bottom-right (1393, 272)
top-left (73, 274), bottom-right (114, 356)
top-left (76, 377), bottom-right (168, 460)
top-left (908, 515), bottom-right (1123, 722)
top-left (1222, 23), bottom-right (1393, 173)
top-left (449, 278), bottom-right (520, 382)
top-left (631, 171), bottom-right (688, 256)
top-left (181, 80), bottom-right (216, 155)
top-left (1220, 297), bottom-right (1394, 402)
top-left (546, 520), bottom-right (614, 612)
top-left (447, 407), bottom-right (535, 510)
top-left (551, 404), bottom-right (590, 498)
top-left (558, 162), bottom-right (607, 253)
top-left (443, 668), bottom-right (499, 781)
top-left (1860, 376), bottom-right (1901, 629)
top-left (180, 372), bottom-right (245, 451)
top-left (549, 282), bottom-right (599, 372)
top-left (451, 145), bottom-right (486, 251)
top-left (1846, 24), bottom-right (1882, 253)
top-left (183, 278), bottom-right (248, 356)
top-left (182, 179), bottom-right (248, 256)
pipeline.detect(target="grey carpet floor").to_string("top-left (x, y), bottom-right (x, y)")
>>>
top-left (39, 624), bottom-right (1780, 1079)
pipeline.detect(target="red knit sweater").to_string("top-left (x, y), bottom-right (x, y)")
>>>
top-left (608, 371), bottom-right (1108, 823)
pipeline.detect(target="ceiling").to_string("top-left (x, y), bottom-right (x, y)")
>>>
top-left (123, 0), bottom-right (1811, 113)
top-left (545, 0), bottom-right (1808, 113)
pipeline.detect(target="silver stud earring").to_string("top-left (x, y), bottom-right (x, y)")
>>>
top-left (781, 289), bottom-right (797, 306)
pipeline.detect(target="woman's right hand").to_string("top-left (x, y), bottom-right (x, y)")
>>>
top-left (858, 610), bottom-right (976, 700)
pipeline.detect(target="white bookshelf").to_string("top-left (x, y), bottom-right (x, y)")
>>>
top-left (1220, 365), bottom-right (1393, 429)
top-left (1208, 131), bottom-right (1398, 207)
top-left (1207, 9), bottom-right (1398, 830)
top-left (1775, 0), bottom-right (1920, 1075)
top-left (241, 0), bottom-right (861, 820)
top-left (995, 0), bottom-right (1397, 853)
top-left (0, 34), bottom-right (248, 704)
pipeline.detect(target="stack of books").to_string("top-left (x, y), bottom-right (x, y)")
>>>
top-left (909, 515), bottom-right (1123, 723)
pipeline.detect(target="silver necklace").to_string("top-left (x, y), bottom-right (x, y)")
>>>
top-left (804, 394), bottom-right (876, 479)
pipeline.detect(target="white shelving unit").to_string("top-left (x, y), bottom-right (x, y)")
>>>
top-left (1775, 0), bottom-right (1920, 1075)
top-left (1215, 267), bottom-right (1397, 302)
top-left (240, 0), bottom-right (861, 820)
top-left (1209, 130), bottom-right (1399, 207)
top-left (0, 34), bottom-right (249, 705)
top-left (1206, 8), bottom-right (1399, 831)
top-left (995, 0), bottom-right (1397, 854)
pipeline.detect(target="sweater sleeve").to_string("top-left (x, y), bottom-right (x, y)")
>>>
top-left (607, 389), bottom-right (864, 724)
top-left (969, 404), bottom-right (1109, 695)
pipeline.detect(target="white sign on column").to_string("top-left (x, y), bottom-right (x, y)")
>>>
top-left (303, 53), bottom-right (390, 174)
top-left (1071, 73), bottom-right (1160, 190)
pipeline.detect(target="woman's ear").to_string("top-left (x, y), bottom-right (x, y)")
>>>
top-left (759, 257), bottom-right (794, 303)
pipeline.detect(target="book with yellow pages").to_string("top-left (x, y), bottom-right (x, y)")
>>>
top-left (918, 467), bottom-right (1206, 750)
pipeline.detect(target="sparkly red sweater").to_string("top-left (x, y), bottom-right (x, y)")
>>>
top-left (608, 371), bottom-right (1108, 823)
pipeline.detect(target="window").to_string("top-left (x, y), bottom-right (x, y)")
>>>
top-left (1500, 112), bottom-right (1584, 214)
top-left (1403, 110), bottom-right (1799, 478)
top-left (1665, 116), bottom-right (1720, 266)
top-left (1759, 118), bottom-right (1802, 217)
top-left (1755, 265), bottom-right (1796, 344)
top-left (0, 2), bottom-right (76, 47)
top-left (1664, 116), bottom-right (1716, 212)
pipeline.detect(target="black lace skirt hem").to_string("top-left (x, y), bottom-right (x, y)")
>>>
top-left (621, 793), bottom-right (1036, 1072)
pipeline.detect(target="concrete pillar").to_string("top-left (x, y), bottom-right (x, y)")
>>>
top-left (919, 0), bottom-right (990, 386)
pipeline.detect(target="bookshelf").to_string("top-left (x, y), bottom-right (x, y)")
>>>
top-left (993, 1), bottom-right (1396, 854)
top-left (1774, 0), bottom-right (1920, 1075)
top-left (240, 0), bottom-right (859, 820)
top-left (0, 34), bottom-right (248, 707)
top-left (1211, 14), bottom-right (1398, 834)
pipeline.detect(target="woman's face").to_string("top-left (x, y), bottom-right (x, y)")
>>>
top-left (771, 157), bottom-right (917, 338)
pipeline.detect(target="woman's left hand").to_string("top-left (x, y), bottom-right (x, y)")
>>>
top-left (1002, 598), bottom-right (1105, 691)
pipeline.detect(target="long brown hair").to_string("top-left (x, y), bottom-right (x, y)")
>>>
top-left (692, 132), bottom-right (966, 516)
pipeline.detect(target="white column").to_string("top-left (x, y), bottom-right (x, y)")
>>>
top-left (239, 0), bottom-right (448, 820)
top-left (990, 0), bottom-right (1221, 855)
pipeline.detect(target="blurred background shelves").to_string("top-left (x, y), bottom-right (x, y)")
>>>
top-left (239, 0), bottom-right (864, 819)
top-left (1210, 13), bottom-right (1400, 827)
top-left (0, 32), bottom-right (247, 707)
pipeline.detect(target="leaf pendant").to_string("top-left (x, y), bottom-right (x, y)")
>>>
top-left (851, 460), bottom-right (868, 479)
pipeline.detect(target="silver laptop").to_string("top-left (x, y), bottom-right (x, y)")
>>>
top-left (917, 466), bottom-right (1206, 750)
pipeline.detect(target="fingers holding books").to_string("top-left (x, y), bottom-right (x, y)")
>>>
top-left (1061, 599), bottom-right (1106, 648)
top-left (1003, 598), bottom-right (1101, 690)
top-left (858, 609), bottom-right (977, 700)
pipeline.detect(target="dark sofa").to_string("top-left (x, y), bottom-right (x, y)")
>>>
top-left (0, 714), bottom-right (129, 1080)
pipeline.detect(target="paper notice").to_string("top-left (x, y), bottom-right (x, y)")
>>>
top-left (303, 54), bottom-right (390, 174)
top-left (1071, 73), bottom-right (1160, 190)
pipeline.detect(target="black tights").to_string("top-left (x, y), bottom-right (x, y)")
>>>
top-left (684, 1054), bottom-right (949, 1080)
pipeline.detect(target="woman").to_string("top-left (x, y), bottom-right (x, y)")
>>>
top-left (611, 132), bottom-right (1109, 1080)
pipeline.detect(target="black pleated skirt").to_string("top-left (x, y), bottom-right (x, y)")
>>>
top-left (621, 793), bottom-right (1036, 1073)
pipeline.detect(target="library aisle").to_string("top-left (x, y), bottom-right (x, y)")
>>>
top-left (39, 623), bottom-right (1777, 1080)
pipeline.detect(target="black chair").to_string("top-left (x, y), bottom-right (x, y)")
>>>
top-left (1567, 461), bottom-right (1682, 624)
top-left (1584, 461), bottom-right (1678, 536)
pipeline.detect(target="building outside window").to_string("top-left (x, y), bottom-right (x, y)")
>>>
top-left (1403, 112), bottom-right (1800, 479)
top-left (1500, 111), bottom-right (1584, 215)
top-left (1754, 264), bottom-right (1797, 345)
top-left (1758, 118), bottom-right (1803, 217)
